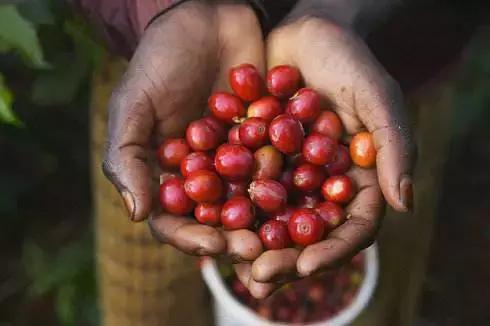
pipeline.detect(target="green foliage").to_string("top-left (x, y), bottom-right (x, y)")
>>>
top-left (0, 74), bottom-right (22, 126)
top-left (0, 4), bottom-right (47, 68)
top-left (23, 236), bottom-right (99, 326)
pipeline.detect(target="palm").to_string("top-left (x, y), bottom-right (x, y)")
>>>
top-left (239, 17), bottom-right (414, 298)
top-left (104, 2), bottom-right (266, 258)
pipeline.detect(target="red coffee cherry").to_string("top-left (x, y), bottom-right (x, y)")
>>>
top-left (286, 88), bottom-right (321, 123)
top-left (186, 117), bottom-right (225, 151)
top-left (157, 138), bottom-right (190, 169)
top-left (288, 208), bottom-right (325, 246)
top-left (311, 111), bottom-right (343, 140)
top-left (195, 202), bottom-right (222, 226)
top-left (221, 196), bottom-right (256, 230)
top-left (293, 163), bottom-right (326, 192)
top-left (350, 131), bottom-right (376, 168)
top-left (269, 114), bottom-right (304, 154)
top-left (214, 144), bottom-right (254, 180)
top-left (249, 179), bottom-right (287, 213)
top-left (278, 167), bottom-right (295, 193)
top-left (228, 124), bottom-right (242, 145)
top-left (258, 220), bottom-right (292, 250)
top-left (325, 145), bottom-right (352, 176)
top-left (184, 170), bottom-right (223, 203)
top-left (253, 145), bottom-right (283, 180)
top-left (208, 91), bottom-right (245, 123)
top-left (302, 133), bottom-right (338, 166)
top-left (224, 180), bottom-right (248, 199)
top-left (266, 65), bottom-right (301, 98)
top-left (321, 175), bottom-right (355, 204)
top-left (270, 206), bottom-right (295, 223)
top-left (229, 63), bottom-right (263, 102)
top-left (316, 201), bottom-right (346, 233)
top-left (247, 96), bottom-right (282, 122)
top-left (180, 152), bottom-right (214, 178)
top-left (159, 176), bottom-right (195, 215)
top-left (239, 117), bottom-right (268, 149)
top-left (202, 115), bottom-right (227, 139)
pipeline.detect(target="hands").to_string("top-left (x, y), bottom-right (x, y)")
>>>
top-left (102, 1), bottom-right (265, 259)
top-left (103, 0), bottom-right (415, 299)
top-left (235, 5), bottom-right (415, 297)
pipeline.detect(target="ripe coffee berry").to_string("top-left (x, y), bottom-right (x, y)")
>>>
top-left (350, 132), bottom-right (376, 168)
top-left (311, 111), bottom-right (343, 140)
top-left (221, 196), bottom-right (256, 230)
top-left (180, 152), bottom-right (214, 178)
top-left (224, 180), bottom-right (248, 199)
top-left (229, 63), bottom-right (263, 102)
top-left (202, 116), bottom-right (227, 139)
top-left (271, 206), bottom-right (295, 223)
top-left (288, 208), bottom-right (325, 246)
top-left (253, 145), bottom-right (283, 180)
top-left (247, 96), bottom-right (282, 122)
top-left (325, 145), bottom-right (351, 176)
top-left (208, 91), bottom-right (245, 123)
top-left (228, 125), bottom-right (242, 145)
top-left (269, 114), bottom-right (304, 154)
top-left (215, 144), bottom-right (254, 180)
top-left (186, 118), bottom-right (224, 151)
top-left (184, 170), bottom-right (223, 203)
top-left (296, 192), bottom-right (322, 209)
top-left (159, 176), bottom-right (195, 215)
top-left (157, 138), bottom-right (190, 169)
top-left (239, 117), bottom-right (268, 149)
top-left (258, 220), bottom-right (291, 250)
top-left (316, 201), bottom-right (346, 232)
top-left (321, 175), bottom-right (355, 204)
top-left (266, 65), bottom-right (301, 98)
top-left (249, 180), bottom-right (287, 213)
top-left (278, 167), bottom-right (295, 193)
top-left (293, 163), bottom-right (326, 192)
top-left (286, 88), bottom-right (321, 123)
top-left (302, 133), bottom-right (338, 166)
top-left (195, 202), bottom-right (222, 226)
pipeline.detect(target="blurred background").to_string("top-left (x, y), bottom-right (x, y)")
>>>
top-left (0, 0), bottom-right (488, 325)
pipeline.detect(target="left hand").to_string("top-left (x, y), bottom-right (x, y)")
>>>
top-left (235, 10), bottom-right (415, 298)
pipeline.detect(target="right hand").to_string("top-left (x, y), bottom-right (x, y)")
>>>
top-left (102, 1), bottom-right (265, 260)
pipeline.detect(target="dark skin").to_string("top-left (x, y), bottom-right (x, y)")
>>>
top-left (102, 0), bottom-right (415, 298)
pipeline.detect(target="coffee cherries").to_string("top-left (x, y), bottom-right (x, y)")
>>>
top-left (156, 63), bottom-right (378, 254)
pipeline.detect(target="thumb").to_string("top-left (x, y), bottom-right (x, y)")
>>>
top-left (357, 77), bottom-right (416, 212)
top-left (102, 82), bottom-right (154, 221)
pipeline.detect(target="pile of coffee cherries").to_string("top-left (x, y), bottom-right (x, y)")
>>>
top-left (158, 64), bottom-right (376, 249)
top-left (226, 253), bottom-right (365, 323)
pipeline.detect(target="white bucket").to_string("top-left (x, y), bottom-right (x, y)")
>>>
top-left (201, 244), bottom-right (379, 326)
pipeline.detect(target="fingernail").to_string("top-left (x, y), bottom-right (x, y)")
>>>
top-left (121, 190), bottom-right (135, 220)
top-left (399, 175), bottom-right (413, 212)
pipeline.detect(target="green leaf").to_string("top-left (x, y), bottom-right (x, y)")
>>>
top-left (0, 74), bottom-right (23, 126)
top-left (31, 52), bottom-right (88, 106)
top-left (55, 285), bottom-right (77, 326)
top-left (18, 0), bottom-right (55, 25)
top-left (0, 5), bottom-right (47, 68)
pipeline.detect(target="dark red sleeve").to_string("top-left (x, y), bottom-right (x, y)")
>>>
top-left (74, 0), bottom-right (182, 58)
top-left (74, 0), bottom-right (269, 59)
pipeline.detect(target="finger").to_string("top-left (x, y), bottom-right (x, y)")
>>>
top-left (213, 3), bottom-right (265, 91)
top-left (251, 248), bottom-right (300, 283)
top-left (223, 229), bottom-right (263, 262)
top-left (355, 75), bottom-right (415, 212)
top-left (103, 79), bottom-right (155, 222)
top-left (149, 213), bottom-right (226, 256)
top-left (234, 263), bottom-right (278, 299)
top-left (297, 167), bottom-right (384, 276)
